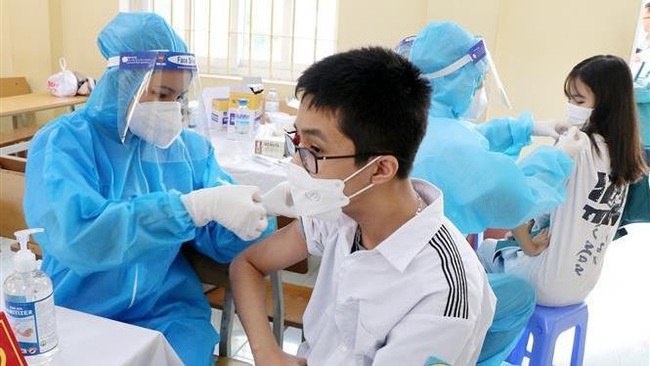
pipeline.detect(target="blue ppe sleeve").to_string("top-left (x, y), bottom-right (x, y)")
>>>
top-left (24, 117), bottom-right (263, 275)
top-left (412, 120), bottom-right (573, 234)
top-left (635, 85), bottom-right (650, 148)
top-left (25, 130), bottom-right (194, 275)
top-left (474, 112), bottom-right (534, 159)
top-left (517, 145), bottom-right (575, 200)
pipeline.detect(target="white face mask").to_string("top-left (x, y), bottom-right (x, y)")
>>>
top-left (283, 156), bottom-right (381, 221)
top-left (565, 102), bottom-right (593, 127)
top-left (129, 101), bottom-right (183, 148)
top-left (461, 87), bottom-right (488, 122)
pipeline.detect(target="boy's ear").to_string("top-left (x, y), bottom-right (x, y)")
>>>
top-left (371, 155), bottom-right (399, 184)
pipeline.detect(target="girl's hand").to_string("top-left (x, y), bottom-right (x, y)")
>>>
top-left (531, 228), bottom-right (550, 251)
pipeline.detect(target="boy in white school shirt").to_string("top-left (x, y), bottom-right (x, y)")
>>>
top-left (230, 47), bottom-right (496, 366)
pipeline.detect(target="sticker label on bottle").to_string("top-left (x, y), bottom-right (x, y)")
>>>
top-left (5, 292), bottom-right (58, 356)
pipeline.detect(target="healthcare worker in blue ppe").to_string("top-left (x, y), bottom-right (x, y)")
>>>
top-left (397, 22), bottom-right (584, 365)
top-left (23, 12), bottom-right (272, 366)
top-left (397, 23), bottom-right (577, 236)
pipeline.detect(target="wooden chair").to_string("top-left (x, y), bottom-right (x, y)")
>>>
top-left (1, 77), bottom-right (33, 125)
top-left (205, 276), bottom-right (312, 330)
top-left (0, 77), bottom-right (38, 155)
top-left (0, 77), bottom-right (31, 97)
top-left (183, 244), bottom-right (313, 363)
top-left (0, 155), bottom-right (43, 255)
top-left (182, 245), bottom-right (281, 365)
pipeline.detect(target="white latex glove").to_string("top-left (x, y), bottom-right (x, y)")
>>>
top-left (181, 185), bottom-right (268, 241)
top-left (262, 181), bottom-right (297, 218)
top-left (555, 126), bottom-right (588, 159)
top-left (531, 120), bottom-right (569, 139)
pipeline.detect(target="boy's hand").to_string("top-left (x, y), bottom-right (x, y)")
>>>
top-left (257, 350), bottom-right (307, 366)
top-left (284, 354), bottom-right (308, 366)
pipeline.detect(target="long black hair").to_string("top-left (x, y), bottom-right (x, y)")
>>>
top-left (564, 55), bottom-right (648, 186)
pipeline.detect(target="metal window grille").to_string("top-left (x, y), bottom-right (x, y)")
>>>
top-left (121, 0), bottom-right (338, 82)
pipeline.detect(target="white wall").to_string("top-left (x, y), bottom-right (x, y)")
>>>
top-left (494, 0), bottom-right (640, 121)
top-left (0, 0), bottom-right (641, 128)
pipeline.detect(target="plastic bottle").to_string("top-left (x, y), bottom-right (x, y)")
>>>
top-left (226, 102), bottom-right (237, 140)
top-left (265, 88), bottom-right (280, 114)
top-left (187, 100), bottom-right (199, 128)
top-left (234, 98), bottom-right (253, 138)
top-left (4, 228), bottom-right (58, 365)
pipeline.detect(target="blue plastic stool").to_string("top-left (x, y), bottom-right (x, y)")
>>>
top-left (506, 302), bottom-right (588, 366)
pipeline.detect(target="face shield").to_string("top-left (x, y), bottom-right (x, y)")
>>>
top-left (420, 39), bottom-right (511, 116)
top-left (394, 35), bottom-right (416, 59)
top-left (110, 51), bottom-right (211, 149)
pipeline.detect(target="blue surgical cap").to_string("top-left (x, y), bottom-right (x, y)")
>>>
top-left (98, 12), bottom-right (188, 58)
top-left (409, 22), bottom-right (485, 119)
top-left (85, 12), bottom-right (188, 132)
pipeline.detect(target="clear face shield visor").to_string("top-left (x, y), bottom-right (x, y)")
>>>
top-left (110, 51), bottom-right (211, 148)
top-left (398, 38), bottom-right (511, 111)
top-left (394, 35), bottom-right (417, 59)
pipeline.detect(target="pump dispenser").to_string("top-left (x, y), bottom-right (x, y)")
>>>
top-left (13, 228), bottom-right (42, 273)
top-left (4, 228), bottom-right (59, 365)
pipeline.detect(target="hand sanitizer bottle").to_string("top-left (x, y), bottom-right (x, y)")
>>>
top-left (3, 228), bottom-right (58, 365)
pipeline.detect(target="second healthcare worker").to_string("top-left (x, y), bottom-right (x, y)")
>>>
top-left (398, 21), bottom-right (584, 364)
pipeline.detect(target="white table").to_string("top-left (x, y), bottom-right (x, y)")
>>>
top-left (50, 306), bottom-right (183, 366)
top-left (0, 239), bottom-right (183, 366)
top-left (0, 93), bottom-right (87, 118)
top-left (211, 133), bottom-right (288, 194)
top-left (0, 93), bottom-right (88, 155)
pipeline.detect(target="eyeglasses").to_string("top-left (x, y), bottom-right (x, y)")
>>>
top-left (284, 130), bottom-right (393, 174)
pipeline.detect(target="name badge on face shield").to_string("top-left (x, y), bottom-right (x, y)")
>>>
top-left (467, 40), bottom-right (487, 63)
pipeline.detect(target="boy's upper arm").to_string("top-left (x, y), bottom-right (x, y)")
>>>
top-left (238, 219), bottom-right (309, 275)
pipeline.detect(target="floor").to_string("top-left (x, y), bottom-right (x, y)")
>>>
top-left (548, 223), bottom-right (649, 366)
top-left (215, 223), bottom-right (650, 365)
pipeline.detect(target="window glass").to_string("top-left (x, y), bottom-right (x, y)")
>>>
top-left (121, 0), bottom-right (339, 82)
top-left (631, 1), bottom-right (650, 82)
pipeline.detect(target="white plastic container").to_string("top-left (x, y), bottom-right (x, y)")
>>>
top-left (4, 228), bottom-right (58, 365)
top-left (254, 124), bottom-right (286, 159)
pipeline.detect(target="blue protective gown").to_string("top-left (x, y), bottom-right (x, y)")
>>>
top-left (409, 21), bottom-right (574, 236)
top-left (634, 83), bottom-right (650, 155)
top-left (23, 13), bottom-right (273, 366)
top-left (413, 114), bottom-right (574, 235)
top-left (408, 22), bottom-right (574, 365)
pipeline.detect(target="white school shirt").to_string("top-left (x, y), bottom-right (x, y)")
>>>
top-left (297, 179), bottom-right (496, 366)
top-left (505, 134), bottom-right (628, 306)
